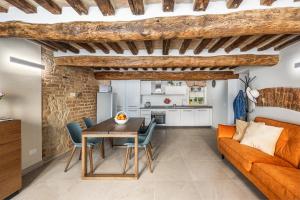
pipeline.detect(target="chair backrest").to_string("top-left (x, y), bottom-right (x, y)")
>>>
top-left (142, 122), bottom-right (156, 145)
top-left (84, 117), bottom-right (94, 128)
top-left (66, 122), bottom-right (82, 144)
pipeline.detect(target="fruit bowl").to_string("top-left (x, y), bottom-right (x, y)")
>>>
top-left (114, 111), bottom-right (129, 125)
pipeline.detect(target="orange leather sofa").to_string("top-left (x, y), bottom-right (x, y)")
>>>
top-left (217, 117), bottom-right (300, 200)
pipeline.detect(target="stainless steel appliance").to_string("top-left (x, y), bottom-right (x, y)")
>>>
top-left (151, 111), bottom-right (166, 125)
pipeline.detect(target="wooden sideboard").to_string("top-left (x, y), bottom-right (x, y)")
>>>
top-left (0, 120), bottom-right (21, 199)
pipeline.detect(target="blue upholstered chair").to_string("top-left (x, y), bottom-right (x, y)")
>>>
top-left (123, 122), bottom-right (156, 173)
top-left (83, 117), bottom-right (94, 128)
top-left (64, 122), bottom-right (104, 172)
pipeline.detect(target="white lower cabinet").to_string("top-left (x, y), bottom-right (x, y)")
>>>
top-left (166, 110), bottom-right (181, 126)
top-left (164, 108), bottom-right (212, 126)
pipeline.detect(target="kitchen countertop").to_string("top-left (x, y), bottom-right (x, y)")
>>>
top-left (140, 105), bottom-right (213, 109)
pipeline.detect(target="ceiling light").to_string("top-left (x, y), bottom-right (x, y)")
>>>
top-left (10, 56), bottom-right (44, 70)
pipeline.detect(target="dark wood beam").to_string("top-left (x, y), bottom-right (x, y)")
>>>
top-left (163, 39), bottom-right (171, 55)
top-left (225, 35), bottom-right (252, 53)
top-left (76, 43), bottom-right (96, 53)
top-left (261, 0), bottom-right (276, 6)
top-left (65, 0), bottom-right (88, 15)
top-left (46, 41), bottom-right (67, 52)
top-left (55, 54), bottom-right (279, 68)
top-left (94, 71), bottom-right (239, 80)
top-left (241, 35), bottom-right (276, 51)
top-left (2, 8), bottom-right (300, 42)
top-left (274, 35), bottom-right (300, 51)
top-left (194, 39), bottom-right (212, 54)
top-left (94, 0), bottom-right (115, 16)
top-left (128, 0), bottom-right (144, 15)
top-left (56, 42), bottom-right (80, 53)
top-left (200, 67), bottom-right (207, 70)
top-left (126, 41), bottom-right (139, 55)
top-left (32, 0), bottom-right (61, 14)
top-left (93, 43), bottom-right (109, 54)
top-left (226, 0), bottom-right (243, 8)
top-left (208, 37), bottom-right (231, 53)
top-left (193, 0), bottom-right (209, 11)
top-left (144, 41), bottom-right (153, 54)
top-left (106, 42), bottom-right (124, 54)
top-left (219, 66), bottom-right (230, 70)
top-left (163, 0), bottom-right (174, 12)
top-left (4, 0), bottom-right (36, 13)
top-left (210, 67), bottom-right (219, 70)
top-left (258, 35), bottom-right (292, 51)
top-left (0, 6), bottom-right (8, 13)
top-left (179, 39), bottom-right (192, 54)
top-left (31, 40), bottom-right (58, 51)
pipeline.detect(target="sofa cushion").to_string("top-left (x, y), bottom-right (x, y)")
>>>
top-left (275, 127), bottom-right (300, 168)
top-left (251, 163), bottom-right (300, 200)
top-left (233, 119), bottom-right (249, 141)
top-left (255, 117), bottom-right (300, 168)
top-left (219, 138), bottom-right (293, 171)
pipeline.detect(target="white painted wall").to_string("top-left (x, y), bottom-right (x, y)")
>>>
top-left (248, 43), bottom-right (300, 124)
top-left (207, 80), bottom-right (228, 128)
top-left (0, 38), bottom-right (42, 170)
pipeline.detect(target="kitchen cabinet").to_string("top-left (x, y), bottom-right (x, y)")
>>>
top-left (180, 109), bottom-right (194, 126)
top-left (140, 81), bottom-right (152, 95)
top-left (194, 109), bottom-right (212, 126)
top-left (140, 110), bottom-right (151, 125)
top-left (165, 86), bottom-right (187, 95)
top-left (166, 109), bottom-right (181, 126)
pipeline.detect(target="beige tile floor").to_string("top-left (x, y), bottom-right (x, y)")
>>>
top-left (13, 127), bottom-right (265, 200)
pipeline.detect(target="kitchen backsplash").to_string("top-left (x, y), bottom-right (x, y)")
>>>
top-left (141, 95), bottom-right (188, 107)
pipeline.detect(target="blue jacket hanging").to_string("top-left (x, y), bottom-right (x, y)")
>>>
top-left (233, 90), bottom-right (246, 122)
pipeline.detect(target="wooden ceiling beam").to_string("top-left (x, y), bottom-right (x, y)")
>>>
top-left (4, 0), bottom-right (36, 13)
top-left (94, 0), bottom-right (115, 16)
top-left (274, 35), bottom-right (300, 51)
top-left (163, 39), bottom-right (171, 55)
top-left (241, 35), bottom-right (276, 51)
top-left (93, 43), bottom-right (109, 54)
top-left (54, 54), bottom-right (279, 68)
top-left (126, 41), bottom-right (139, 55)
top-left (193, 0), bottom-right (209, 11)
top-left (0, 6), bottom-right (8, 13)
top-left (46, 41), bottom-right (68, 52)
top-left (106, 42), bottom-right (124, 54)
top-left (65, 0), bottom-right (88, 15)
top-left (32, 0), bottom-right (61, 14)
top-left (219, 66), bottom-right (230, 70)
top-left (1, 8), bottom-right (300, 42)
top-left (94, 71), bottom-right (239, 80)
top-left (258, 35), bottom-right (293, 51)
top-left (76, 43), bottom-right (96, 53)
top-left (144, 41), bottom-right (153, 54)
top-left (56, 42), bottom-right (80, 53)
top-left (128, 0), bottom-right (144, 15)
top-left (194, 39), bottom-right (212, 54)
top-left (210, 67), bottom-right (219, 70)
top-left (208, 37), bottom-right (231, 53)
top-left (260, 0), bottom-right (276, 6)
top-left (226, 0), bottom-right (243, 9)
top-left (163, 0), bottom-right (174, 12)
top-left (31, 40), bottom-right (58, 51)
top-left (225, 35), bottom-right (252, 53)
top-left (179, 39), bottom-right (192, 54)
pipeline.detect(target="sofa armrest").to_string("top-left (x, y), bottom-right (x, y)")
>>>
top-left (217, 124), bottom-right (236, 140)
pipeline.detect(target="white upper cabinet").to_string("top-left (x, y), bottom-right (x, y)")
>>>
top-left (140, 81), bottom-right (152, 95)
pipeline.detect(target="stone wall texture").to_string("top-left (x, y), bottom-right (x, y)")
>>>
top-left (42, 48), bottom-right (98, 160)
top-left (257, 87), bottom-right (300, 112)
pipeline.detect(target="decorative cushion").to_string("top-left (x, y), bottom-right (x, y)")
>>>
top-left (233, 120), bottom-right (249, 141)
top-left (241, 122), bottom-right (283, 156)
top-left (275, 127), bottom-right (300, 168)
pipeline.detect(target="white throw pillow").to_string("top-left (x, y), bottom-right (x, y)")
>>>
top-left (240, 122), bottom-right (283, 156)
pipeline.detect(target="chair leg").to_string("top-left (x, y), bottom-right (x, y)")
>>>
top-left (79, 150), bottom-right (82, 161)
top-left (149, 142), bottom-right (153, 150)
top-left (99, 142), bottom-right (105, 159)
top-left (110, 138), bottom-right (114, 148)
top-left (144, 146), bottom-right (153, 173)
top-left (128, 147), bottom-right (132, 160)
top-left (64, 146), bottom-right (76, 172)
top-left (89, 146), bottom-right (94, 175)
top-left (147, 144), bottom-right (153, 160)
top-left (123, 147), bottom-right (131, 174)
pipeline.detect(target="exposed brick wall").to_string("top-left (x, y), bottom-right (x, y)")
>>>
top-left (41, 48), bottom-right (98, 161)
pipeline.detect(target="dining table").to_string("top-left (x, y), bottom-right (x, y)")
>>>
top-left (81, 117), bottom-right (145, 180)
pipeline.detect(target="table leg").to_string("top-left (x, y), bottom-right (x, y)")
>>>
top-left (134, 134), bottom-right (139, 179)
top-left (81, 136), bottom-right (87, 178)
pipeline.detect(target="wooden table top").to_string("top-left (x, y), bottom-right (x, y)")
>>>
top-left (83, 117), bottom-right (145, 136)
